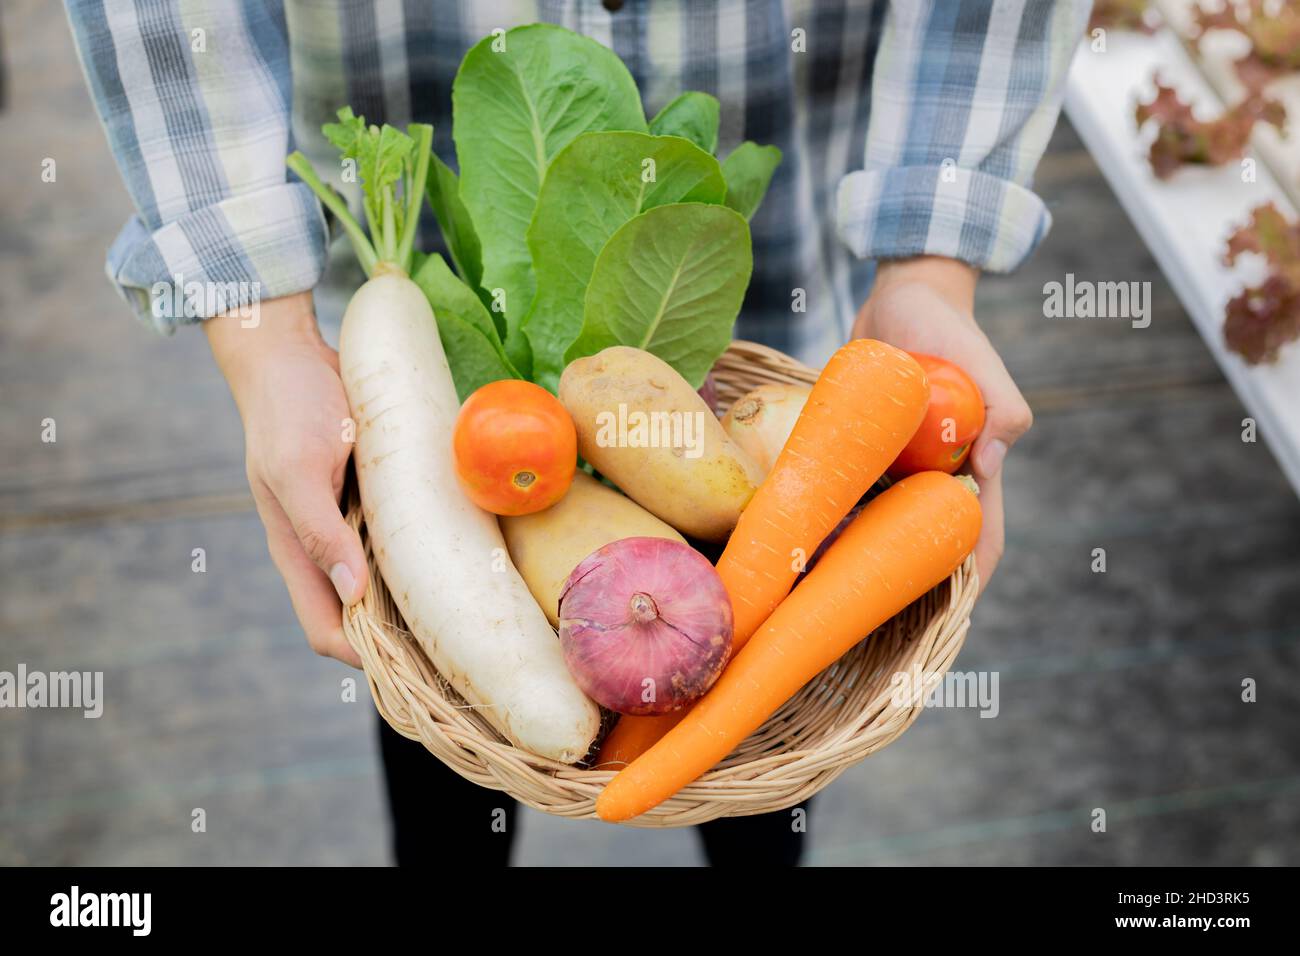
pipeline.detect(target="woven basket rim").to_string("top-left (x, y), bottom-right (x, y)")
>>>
top-left (342, 339), bottom-right (978, 827)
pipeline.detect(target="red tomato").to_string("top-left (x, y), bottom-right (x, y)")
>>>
top-left (453, 380), bottom-right (577, 516)
top-left (889, 354), bottom-right (986, 477)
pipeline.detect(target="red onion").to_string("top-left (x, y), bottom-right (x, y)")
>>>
top-left (558, 537), bottom-right (733, 715)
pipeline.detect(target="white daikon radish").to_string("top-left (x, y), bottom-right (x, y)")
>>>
top-left (289, 111), bottom-right (600, 762)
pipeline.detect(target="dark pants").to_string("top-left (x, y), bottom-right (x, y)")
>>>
top-left (377, 717), bottom-right (808, 866)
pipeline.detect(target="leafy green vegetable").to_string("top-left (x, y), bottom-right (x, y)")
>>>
top-left (1222, 202), bottom-right (1300, 365)
top-left (523, 131), bottom-right (727, 391)
top-left (648, 92), bottom-right (721, 154)
top-left (721, 142), bottom-right (783, 220)
top-left (565, 203), bottom-right (752, 388)
top-left (292, 26), bottom-right (783, 404)
top-left (287, 108), bottom-right (432, 277)
top-left (452, 24), bottom-right (647, 376)
top-left (424, 155), bottom-right (492, 323)
top-left (411, 253), bottom-right (520, 400)
top-left (1194, 0), bottom-right (1300, 90)
top-left (1134, 81), bottom-right (1285, 179)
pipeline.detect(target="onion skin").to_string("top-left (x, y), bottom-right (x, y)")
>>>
top-left (558, 537), bottom-right (733, 716)
top-left (721, 383), bottom-right (811, 476)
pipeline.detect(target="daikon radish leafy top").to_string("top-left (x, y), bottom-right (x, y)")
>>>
top-left (287, 107), bottom-right (431, 278)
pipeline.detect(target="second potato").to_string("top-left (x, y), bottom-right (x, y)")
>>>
top-left (559, 347), bottom-right (765, 541)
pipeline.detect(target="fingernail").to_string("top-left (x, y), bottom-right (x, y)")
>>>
top-left (978, 439), bottom-right (1007, 477)
top-left (329, 562), bottom-right (357, 603)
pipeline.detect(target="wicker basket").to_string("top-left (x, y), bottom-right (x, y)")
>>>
top-left (342, 339), bottom-right (978, 827)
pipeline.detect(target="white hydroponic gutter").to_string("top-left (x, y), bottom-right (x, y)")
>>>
top-left (1063, 24), bottom-right (1300, 499)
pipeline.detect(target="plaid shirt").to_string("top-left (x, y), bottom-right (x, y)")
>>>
top-left (65, 0), bottom-right (1089, 365)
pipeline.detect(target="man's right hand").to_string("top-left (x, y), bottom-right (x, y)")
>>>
top-left (206, 291), bottom-right (367, 667)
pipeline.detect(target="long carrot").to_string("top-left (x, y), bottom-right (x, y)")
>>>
top-left (594, 339), bottom-right (929, 768)
top-left (595, 471), bottom-right (981, 822)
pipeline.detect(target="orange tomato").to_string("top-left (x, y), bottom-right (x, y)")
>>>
top-left (888, 354), bottom-right (986, 477)
top-left (453, 380), bottom-right (577, 516)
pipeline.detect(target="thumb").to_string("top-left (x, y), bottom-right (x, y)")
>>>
top-left (968, 356), bottom-right (1033, 483)
top-left (278, 475), bottom-right (369, 606)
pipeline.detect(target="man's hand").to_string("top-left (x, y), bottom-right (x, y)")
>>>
top-left (206, 292), bottom-right (367, 667)
top-left (853, 256), bottom-right (1033, 590)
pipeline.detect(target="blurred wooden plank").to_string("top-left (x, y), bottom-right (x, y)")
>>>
top-left (0, 510), bottom-right (389, 865)
top-left (0, 3), bottom-right (248, 521)
top-left (0, 491), bottom-right (254, 533)
top-left (807, 596), bottom-right (1300, 866)
top-left (1, 759), bottom-right (388, 866)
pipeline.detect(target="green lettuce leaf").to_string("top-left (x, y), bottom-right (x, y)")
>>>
top-left (424, 155), bottom-right (495, 329)
top-left (411, 253), bottom-right (519, 401)
top-left (648, 92), bottom-right (721, 154)
top-left (564, 203), bottom-right (752, 388)
top-left (523, 131), bottom-right (726, 392)
top-left (452, 24), bottom-right (647, 377)
top-left (721, 142), bottom-right (783, 220)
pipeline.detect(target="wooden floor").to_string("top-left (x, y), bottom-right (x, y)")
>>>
top-left (2, 1), bottom-right (1297, 866)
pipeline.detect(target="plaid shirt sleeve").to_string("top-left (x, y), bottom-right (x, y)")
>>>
top-left (64, 0), bottom-right (327, 333)
top-left (836, 0), bottom-right (1091, 274)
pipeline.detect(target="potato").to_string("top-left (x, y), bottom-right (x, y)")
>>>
top-left (500, 472), bottom-right (686, 626)
top-left (559, 347), bottom-right (764, 540)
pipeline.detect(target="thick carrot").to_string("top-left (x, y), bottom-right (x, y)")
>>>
top-left (594, 339), bottom-right (928, 768)
top-left (595, 471), bottom-right (981, 822)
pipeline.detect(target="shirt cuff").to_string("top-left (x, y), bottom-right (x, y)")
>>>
top-left (835, 165), bottom-right (1052, 274)
top-left (105, 182), bottom-right (329, 334)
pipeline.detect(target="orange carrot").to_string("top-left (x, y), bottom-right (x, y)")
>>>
top-left (595, 471), bottom-right (981, 822)
top-left (594, 339), bottom-right (929, 768)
